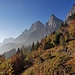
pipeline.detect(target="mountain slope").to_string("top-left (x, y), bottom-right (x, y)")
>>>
top-left (21, 16), bottom-right (75, 75)
top-left (66, 4), bottom-right (75, 24)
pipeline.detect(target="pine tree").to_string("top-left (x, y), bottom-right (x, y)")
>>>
top-left (35, 41), bottom-right (39, 50)
top-left (31, 42), bottom-right (35, 51)
top-left (54, 33), bottom-right (61, 46)
top-left (17, 48), bottom-right (21, 54)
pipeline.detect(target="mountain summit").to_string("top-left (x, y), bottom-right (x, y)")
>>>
top-left (66, 4), bottom-right (75, 23)
top-left (48, 14), bottom-right (63, 28)
top-left (45, 14), bottom-right (63, 35)
top-left (29, 20), bottom-right (44, 32)
top-left (66, 4), bottom-right (75, 19)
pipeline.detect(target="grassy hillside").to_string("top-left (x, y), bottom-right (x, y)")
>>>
top-left (21, 18), bottom-right (75, 75)
top-left (0, 17), bottom-right (75, 75)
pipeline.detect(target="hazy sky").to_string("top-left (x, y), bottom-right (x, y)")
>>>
top-left (0, 0), bottom-right (75, 43)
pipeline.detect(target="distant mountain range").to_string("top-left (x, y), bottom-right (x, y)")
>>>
top-left (0, 4), bottom-right (75, 54)
top-left (0, 37), bottom-right (14, 47)
top-left (3, 48), bottom-right (16, 59)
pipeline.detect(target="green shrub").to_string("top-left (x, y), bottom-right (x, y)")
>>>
top-left (44, 42), bottom-right (54, 50)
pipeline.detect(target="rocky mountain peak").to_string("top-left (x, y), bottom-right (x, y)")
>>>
top-left (36, 20), bottom-right (41, 23)
top-left (48, 14), bottom-right (63, 28)
top-left (29, 20), bottom-right (44, 32)
top-left (50, 14), bottom-right (56, 19)
top-left (65, 4), bottom-right (75, 24)
top-left (66, 4), bottom-right (75, 20)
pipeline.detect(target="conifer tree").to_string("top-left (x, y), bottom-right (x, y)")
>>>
top-left (35, 41), bottom-right (39, 50)
top-left (31, 42), bottom-right (35, 51)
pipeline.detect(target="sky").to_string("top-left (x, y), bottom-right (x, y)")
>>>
top-left (0, 0), bottom-right (75, 43)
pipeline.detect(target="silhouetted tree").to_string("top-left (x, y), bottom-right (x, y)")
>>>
top-left (35, 41), bottom-right (40, 50)
top-left (17, 48), bottom-right (21, 54)
top-left (31, 42), bottom-right (35, 51)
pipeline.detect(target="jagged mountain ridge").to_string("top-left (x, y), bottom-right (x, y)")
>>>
top-left (0, 14), bottom-right (63, 54)
top-left (13, 20), bottom-right (44, 43)
top-left (13, 15), bottom-right (63, 45)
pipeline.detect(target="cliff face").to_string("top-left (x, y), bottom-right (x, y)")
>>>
top-left (45, 14), bottom-right (63, 35)
top-left (66, 4), bottom-right (75, 24)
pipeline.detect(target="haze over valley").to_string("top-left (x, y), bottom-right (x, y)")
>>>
top-left (0, 1), bottom-right (75, 75)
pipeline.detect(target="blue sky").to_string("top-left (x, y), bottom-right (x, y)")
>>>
top-left (0, 0), bottom-right (75, 43)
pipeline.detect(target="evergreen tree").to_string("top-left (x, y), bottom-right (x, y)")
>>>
top-left (54, 33), bottom-right (61, 46)
top-left (44, 41), bottom-right (54, 50)
top-left (35, 41), bottom-right (39, 50)
top-left (31, 42), bottom-right (35, 51)
top-left (44, 38), bottom-right (54, 50)
top-left (17, 48), bottom-right (21, 54)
